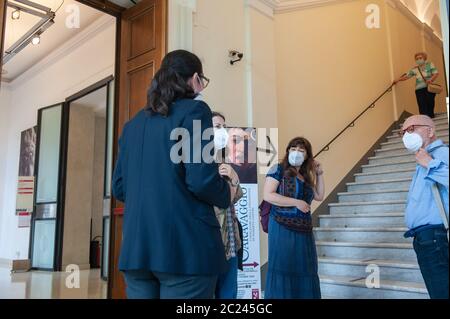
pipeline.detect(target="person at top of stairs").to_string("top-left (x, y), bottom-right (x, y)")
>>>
top-left (401, 114), bottom-right (449, 299)
top-left (393, 52), bottom-right (441, 119)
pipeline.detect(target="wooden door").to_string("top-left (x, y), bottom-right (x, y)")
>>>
top-left (109, 0), bottom-right (167, 299)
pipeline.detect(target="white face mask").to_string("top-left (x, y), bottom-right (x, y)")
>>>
top-left (402, 132), bottom-right (423, 153)
top-left (214, 127), bottom-right (229, 150)
top-left (288, 151), bottom-right (305, 167)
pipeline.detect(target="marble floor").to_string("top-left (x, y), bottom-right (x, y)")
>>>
top-left (0, 267), bottom-right (107, 299)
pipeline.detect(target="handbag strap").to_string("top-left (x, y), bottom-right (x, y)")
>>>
top-left (432, 184), bottom-right (449, 241)
top-left (416, 64), bottom-right (439, 86)
top-left (429, 144), bottom-right (449, 240)
top-left (416, 65), bottom-right (428, 82)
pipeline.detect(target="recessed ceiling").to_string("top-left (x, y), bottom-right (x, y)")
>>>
top-left (399, 0), bottom-right (442, 38)
top-left (2, 0), bottom-right (106, 82)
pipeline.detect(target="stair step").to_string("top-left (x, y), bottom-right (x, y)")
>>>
top-left (318, 257), bottom-right (423, 283)
top-left (376, 146), bottom-right (412, 157)
top-left (338, 189), bottom-right (408, 202)
top-left (376, 139), bottom-right (449, 156)
top-left (316, 241), bottom-right (416, 261)
top-left (320, 275), bottom-right (428, 299)
top-left (387, 126), bottom-right (448, 140)
top-left (397, 113), bottom-right (448, 127)
top-left (347, 178), bottom-right (412, 192)
top-left (315, 227), bottom-right (409, 243)
top-left (385, 130), bottom-right (448, 144)
top-left (369, 153), bottom-right (416, 165)
top-left (397, 114), bottom-right (448, 128)
top-left (329, 200), bottom-right (406, 214)
top-left (393, 119), bottom-right (448, 133)
top-left (354, 169), bottom-right (415, 183)
top-left (361, 160), bottom-right (416, 173)
top-left (380, 136), bottom-right (449, 149)
top-left (318, 212), bottom-right (405, 228)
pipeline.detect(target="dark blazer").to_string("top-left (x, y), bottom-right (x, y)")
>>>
top-left (112, 99), bottom-right (231, 275)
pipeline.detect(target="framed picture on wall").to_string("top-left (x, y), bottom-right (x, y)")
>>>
top-left (16, 126), bottom-right (37, 228)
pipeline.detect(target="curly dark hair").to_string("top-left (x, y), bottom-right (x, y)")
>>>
top-left (146, 50), bottom-right (203, 116)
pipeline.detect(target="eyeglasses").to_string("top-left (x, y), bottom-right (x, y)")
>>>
top-left (398, 125), bottom-right (430, 137)
top-left (199, 74), bottom-right (210, 89)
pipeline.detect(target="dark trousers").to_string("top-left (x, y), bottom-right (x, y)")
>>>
top-left (413, 227), bottom-right (449, 299)
top-left (415, 88), bottom-right (436, 118)
top-left (123, 270), bottom-right (217, 299)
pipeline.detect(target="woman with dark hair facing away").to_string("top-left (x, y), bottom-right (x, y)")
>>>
top-left (263, 137), bottom-right (325, 299)
top-left (112, 50), bottom-right (238, 299)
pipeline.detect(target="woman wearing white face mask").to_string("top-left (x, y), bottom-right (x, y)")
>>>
top-left (263, 137), bottom-right (325, 299)
top-left (393, 52), bottom-right (440, 118)
top-left (212, 112), bottom-right (243, 299)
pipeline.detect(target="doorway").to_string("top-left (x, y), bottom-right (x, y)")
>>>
top-left (0, 0), bottom-right (167, 299)
top-left (62, 77), bottom-right (115, 280)
top-left (29, 77), bottom-right (115, 283)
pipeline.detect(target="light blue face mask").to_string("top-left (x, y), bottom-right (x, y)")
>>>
top-left (416, 59), bottom-right (425, 66)
top-left (288, 151), bottom-right (305, 167)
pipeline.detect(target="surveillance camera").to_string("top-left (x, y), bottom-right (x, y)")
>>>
top-left (229, 50), bottom-right (243, 58)
top-left (229, 50), bottom-right (244, 65)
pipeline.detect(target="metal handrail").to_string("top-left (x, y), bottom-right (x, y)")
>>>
top-left (314, 84), bottom-right (394, 158)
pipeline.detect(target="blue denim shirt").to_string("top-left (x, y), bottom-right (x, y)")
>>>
top-left (405, 139), bottom-right (449, 230)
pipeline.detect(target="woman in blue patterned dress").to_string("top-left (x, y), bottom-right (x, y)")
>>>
top-left (263, 137), bottom-right (325, 299)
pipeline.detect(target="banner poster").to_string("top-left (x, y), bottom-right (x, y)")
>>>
top-left (16, 126), bottom-right (37, 227)
top-left (225, 127), bottom-right (261, 299)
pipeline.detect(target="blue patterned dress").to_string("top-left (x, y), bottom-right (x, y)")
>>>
top-left (265, 164), bottom-right (321, 299)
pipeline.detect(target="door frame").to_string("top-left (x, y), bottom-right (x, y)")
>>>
top-left (25, 1), bottom-right (123, 273)
top-left (109, 0), bottom-right (168, 299)
top-left (57, 75), bottom-right (115, 272)
top-left (29, 102), bottom-right (65, 271)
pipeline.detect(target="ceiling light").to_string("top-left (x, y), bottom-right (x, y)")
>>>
top-left (3, 1), bottom-right (55, 64)
top-left (31, 35), bottom-right (41, 45)
top-left (11, 9), bottom-right (21, 20)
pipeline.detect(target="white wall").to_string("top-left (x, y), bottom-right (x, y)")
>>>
top-left (247, 5), bottom-right (278, 272)
top-left (0, 16), bottom-right (116, 262)
top-left (192, 0), bottom-right (248, 127)
top-left (191, 0), bottom-right (279, 267)
top-left (0, 84), bottom-right (12, 263)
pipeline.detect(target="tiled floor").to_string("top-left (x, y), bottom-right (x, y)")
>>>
top-left (0, 266), bottom-right (107, 299)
